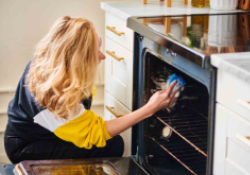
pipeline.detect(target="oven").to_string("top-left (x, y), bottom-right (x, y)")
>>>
top-left (127, 13), bottom-right (250, 175)
top-left (131, 35), bottom-right (216, 175)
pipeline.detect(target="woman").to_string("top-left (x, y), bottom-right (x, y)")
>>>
top-left (4, 16), bottom-right (178, 164)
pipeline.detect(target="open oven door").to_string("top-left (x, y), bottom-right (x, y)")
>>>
top-left (12, 157), bottom-right (149, 175)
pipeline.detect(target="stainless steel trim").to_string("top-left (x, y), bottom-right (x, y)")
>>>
top-left (129, 156), bottom-right (150, 175)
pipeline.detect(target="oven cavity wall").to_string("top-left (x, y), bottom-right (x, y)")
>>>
top-left (140, 52), bottom-right (210, 175)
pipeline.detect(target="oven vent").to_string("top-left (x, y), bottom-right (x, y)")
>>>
top-left (150, 136), bottom-right (207, 175)
top-left (155, 109), bottom-right (208, 156)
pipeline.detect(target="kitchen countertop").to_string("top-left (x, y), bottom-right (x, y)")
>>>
top-left (211, 53), bottom-right (250, 85)
top-left (101, 1), bottom-right (244, 21)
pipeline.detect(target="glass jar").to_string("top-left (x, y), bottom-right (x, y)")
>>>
top-left (191, 0), bottom-right (205, 7)
top-left (190, 16), bottom-right (204, 48)
top-left (210, 0), bottom-right (238, 10)
top-left (204, 16), bottom-right (209, 33)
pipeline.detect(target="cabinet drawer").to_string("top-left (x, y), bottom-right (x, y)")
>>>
top-left (105, 37), bottom-right (133, 110)
top-left (226, 109), bottom-right (250, 175)
top-left (104, 91), bottom-right (132, 157)
top-left (225, 159), bottom-right (246, 175)
top-left (217, 69), bottom-right (250, 122)
top-left (226, 139), bottom-right (250, 175)
top-left (105, 12), bottom-right (133, 51)
top-left (214, 104), bottom-right (250, 175)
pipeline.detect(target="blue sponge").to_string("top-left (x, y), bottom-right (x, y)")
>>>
top-left (168, 74), bottom-right (186, 93)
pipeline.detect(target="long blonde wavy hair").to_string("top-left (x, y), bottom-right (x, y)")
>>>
top-left (27, 16), bottom-right (99, 120)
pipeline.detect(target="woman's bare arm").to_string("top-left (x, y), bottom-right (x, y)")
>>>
top-left (106, 81), bottom-right (178, 137)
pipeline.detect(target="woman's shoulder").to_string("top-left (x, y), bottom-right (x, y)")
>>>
top-left (23, 60), bottom-right (33, 78)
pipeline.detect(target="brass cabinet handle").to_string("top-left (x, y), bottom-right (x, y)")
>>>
top-left (237, 99), bottom-right (250, 111)
top-left (106, 26), bottom-right (124, 36)
top-left (236, 134), bottom-right (250, 147)
top-left (106, 50), bottom-right (124, 61)
top-left (105, 106), bottom-right (123, 118)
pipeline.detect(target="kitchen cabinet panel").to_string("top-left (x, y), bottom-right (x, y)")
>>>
top-left (226, 138), bottom-right (250, 175)
top-left (213, 104), bottom-right (227, 175)
top-left (214, 103), bottom-right (250, 175)
top-left (225, 159), bottom-right (247, 175)
top-left (105, 12), bottom-right (134, 51)
top-left (217, 69), bottom-right (250, 122)
top-left (105, 37), bottom-right (133, 110)
top-left (104, 91), bottom-right (132, 157)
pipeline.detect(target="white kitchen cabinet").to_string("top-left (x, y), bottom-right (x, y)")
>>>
top-left (103, 12), bottom-right (133, 157)
top-left (216, 69), bottom-right (250, 122)
top-left (104, 91), bottom-right (132, 157)
top-left (214, 103), bottom-right (250, 175)
top-left (105, 13), bottom-right (134, 51)
top-left (213, 104), bottom-right (227, 175)
top-left (214, 68), bottom-right (250, 175)
top-left (105, 37), bottom-right (133, 110)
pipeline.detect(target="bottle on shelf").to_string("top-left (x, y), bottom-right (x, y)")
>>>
top-left (191, 0), bottom-right (205, 7)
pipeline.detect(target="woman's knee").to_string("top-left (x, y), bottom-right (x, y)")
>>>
top-left (106, 135), bottom-right (124, 157)
top-left (115, 135), bottom-right (124, 156)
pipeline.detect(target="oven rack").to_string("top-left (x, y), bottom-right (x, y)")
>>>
top-left (149, 137), bottom-right (207, 175)
top-left (154, 111), bottom-right (208, 156)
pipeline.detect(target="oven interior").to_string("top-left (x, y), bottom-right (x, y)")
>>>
top-left (138, 52), bottom-right (209, 175)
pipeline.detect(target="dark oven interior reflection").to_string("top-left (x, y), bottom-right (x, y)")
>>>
top-left (141, 53), bottom-right (209, 175)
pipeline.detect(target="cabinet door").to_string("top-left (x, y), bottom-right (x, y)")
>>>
top-left (104, 91), bottom-right (132, 157)
top-left (217, 69), bottom-right (250, 122)
top-left (214, 103), bottom-right (250, 175)
top-left (213, 104), bottom-right (227, 175)
top-left (105, 37), bottom-right (133, 110)
top-left (105, 12), bottom-right (134, 51)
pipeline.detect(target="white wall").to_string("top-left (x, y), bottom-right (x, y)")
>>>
top-left (0, 0), bottom-right (190, 88)
top-left (0, 0), bottom-right (189, 89)
top-left (0, 0), bottom-right (124, 87)
top-left (0, 0), bottom-right (138, 164)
